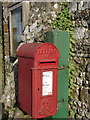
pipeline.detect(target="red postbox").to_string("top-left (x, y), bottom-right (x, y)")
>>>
top-left (17, 43), bottom-right (60, 118)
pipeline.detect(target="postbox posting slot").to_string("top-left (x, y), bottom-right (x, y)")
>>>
top-left (39, 61), bottom-right (56, 64)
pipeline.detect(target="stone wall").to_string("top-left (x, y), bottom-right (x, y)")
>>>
top-left (69, 1), bottom-right (90, 119)
top-left (1, 1), bottom-right (90, 119)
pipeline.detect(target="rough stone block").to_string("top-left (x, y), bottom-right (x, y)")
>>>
top-left (14, 108), bottom-right (24, 118)
top-left (79, 87), bottom-right (89, 103)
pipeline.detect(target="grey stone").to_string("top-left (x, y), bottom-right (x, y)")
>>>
top-left (86, 112), bottom-right (90, 119)
top-left (78, 1), bottom-right (89, 10)
top-left (78, 108), bottom-right (85, 116)
top-left (82, 117), bottom-right (89, 120)
top-left (1, 72), bottom-right (16, 109)
top-left (69, 2), bottom-right (77, 13)
top-left (79, 87), bottom-right (89, 103)
top-left (76, 77), bottom-right (82, 85)
top-left (74, 27), bottom-right (85, 40)
top-left (72, 106), bottom-right (77, 113)
top-left (87, 64), bottom-right (90, 72)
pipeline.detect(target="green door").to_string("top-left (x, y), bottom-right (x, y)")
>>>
top-left (44, 29), bottom-right (69, 118)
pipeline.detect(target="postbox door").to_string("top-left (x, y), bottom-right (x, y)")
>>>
top-left (31, 68), bottom-right (58, 118)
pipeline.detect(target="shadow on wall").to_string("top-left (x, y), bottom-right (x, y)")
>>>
top-left (13, 63), bottom-right (18, 105)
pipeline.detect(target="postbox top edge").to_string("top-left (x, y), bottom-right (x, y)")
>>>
top-left (17, 43), bottom-right (60, 58)
top-left (17, 43), bottom-right (42, 58)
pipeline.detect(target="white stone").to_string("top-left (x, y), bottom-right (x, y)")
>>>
top-left (27, 34), bottom-right (31, 40)
top-left (21, 35), bottom-right (26, 42)
top-left (6, 95), bottom-right (10, 101)
top-left (24, 26), bottom-right (29, 35)
top-left (82, 20), bottom-right (88, 27)
top-left (31, 14), bottom-right (35, 19)
top-left (38, 14), bottom-right (41, 18)
top-left (30, 21), bottom-right (37, 32)
top-left (36, 8), bottom-right (39, 12)
top-left (54, 3), bottom-right (59, 9)
top-left (48, 19), bottom-right (52, 23)
top-left (74, 27), bottom-right (86, 40)
top-left (77, 101), bottom-right (82, 107)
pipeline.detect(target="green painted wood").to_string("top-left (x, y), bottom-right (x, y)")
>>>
top-left (44, 29), bottom-right (69, 118)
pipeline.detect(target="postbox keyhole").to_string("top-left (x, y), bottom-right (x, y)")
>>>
top-left (38, 88), bottom-right (40, 91)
